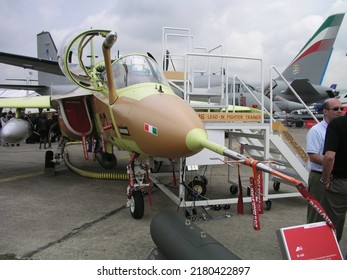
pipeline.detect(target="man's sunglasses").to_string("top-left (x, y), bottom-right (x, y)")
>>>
top-left (328, 107), bottom-right (345, 111)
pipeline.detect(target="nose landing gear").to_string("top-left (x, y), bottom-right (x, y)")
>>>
top-left (126, 153), bottom-right (151, 219)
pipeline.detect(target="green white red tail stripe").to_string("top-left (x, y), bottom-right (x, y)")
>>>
top-left (281, 13), bottom-right (344, 84)
top-left (290, 13), bottom-right (345, 65)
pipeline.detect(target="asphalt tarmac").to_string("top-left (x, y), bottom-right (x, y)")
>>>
top-left (0, 127), bottom-right (346, 260)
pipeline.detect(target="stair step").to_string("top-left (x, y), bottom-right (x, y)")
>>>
top-left (243, 144), bottom-right (280, 155)
top-left (228, 131), bottom-right (265, 140)
top-left (188, 91), bottom-right (222, 97)
top-left (229, 126), bottom-right (309, 185)
top-left (190, 104), bottom-right (226, 109)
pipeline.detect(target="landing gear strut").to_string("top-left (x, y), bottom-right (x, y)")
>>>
top-left (126, 153), bottom-right (151, 219)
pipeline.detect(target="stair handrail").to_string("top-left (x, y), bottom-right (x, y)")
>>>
top-left (233, 75), bottom-right (268, 123)
top-left (184, 52), bottom-right (263, 113)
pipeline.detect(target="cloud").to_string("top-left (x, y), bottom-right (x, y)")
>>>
top-left (0, 0), bottom-right (347, 90)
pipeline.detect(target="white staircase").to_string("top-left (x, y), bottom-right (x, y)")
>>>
top-left (228, 124), bottom-right (309, 187)
top-left (161, 30), bottom-right (309, 193)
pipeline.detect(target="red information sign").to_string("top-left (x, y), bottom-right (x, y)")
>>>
top-left (277, 222), bottom-right (343, 260)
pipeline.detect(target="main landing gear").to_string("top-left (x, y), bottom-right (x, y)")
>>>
top-left (126, 153), bottom-right (151, 219)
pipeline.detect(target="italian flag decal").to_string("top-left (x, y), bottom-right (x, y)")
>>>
top-left (144, 123), bottom-right (158, 136)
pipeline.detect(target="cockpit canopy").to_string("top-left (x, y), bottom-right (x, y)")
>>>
top-left (57, 29), bottom-right (169, 93)
top-left (110, 54), bottom-right (169, 89)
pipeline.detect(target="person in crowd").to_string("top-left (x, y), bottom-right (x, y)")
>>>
top-left (306, 98), bottom-right (343, 223)
top-left (318, 104), bottom-right (347, 242)
top-left (38, 114), bottom-right (50, 149)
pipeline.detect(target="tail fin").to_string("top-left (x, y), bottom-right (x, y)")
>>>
top-left (281, 13), bottom-right (345, 85)
top-left (37, 31), bottom-right (70, 86)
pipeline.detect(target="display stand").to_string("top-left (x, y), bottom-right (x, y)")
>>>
top-left (276, 221), bottom-right (343, 260)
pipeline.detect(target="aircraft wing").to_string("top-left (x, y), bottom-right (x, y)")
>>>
top-left (282, 79), bottom-right (320, 97)
top-left (274, 78), bottom-right (338, 112)
top-left (0, 52), bottom-right (64, 76)
top-left (0, 84), bottom-right (47, 91)
top-left (285, 79), bottom-right (335, 99)
top-left (283, 79), bottom-right (335, 100)
top-left (0, 96), bottom-right (51, 108)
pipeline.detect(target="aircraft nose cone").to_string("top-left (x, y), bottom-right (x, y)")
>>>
top-left (125, 94), bottom-right (207, 158)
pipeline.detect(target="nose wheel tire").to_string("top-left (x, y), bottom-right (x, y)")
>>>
top-left (130, 190), bottom-right (144, 219)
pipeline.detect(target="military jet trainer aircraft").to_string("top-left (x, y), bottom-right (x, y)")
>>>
top-left (0, 29), bottom-right (334, 226)
top-left (0, 29), bottom-right (212, 219)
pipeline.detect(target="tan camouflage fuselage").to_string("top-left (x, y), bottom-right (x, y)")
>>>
top-left (91, 82), bottom-right (207, 159)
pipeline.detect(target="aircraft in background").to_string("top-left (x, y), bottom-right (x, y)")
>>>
top-left (266, 12), bottom-right (345, 112)
top-left (0, 31), bottom-right (74, 96)
top-left (188, 74), bottom-right (281, 113)
top-left (166, 13), bottom-right (345, 113)
top-left (163, 46), bottom-right (281, 114)
top-left (336, 89), bottom-right (347, 106)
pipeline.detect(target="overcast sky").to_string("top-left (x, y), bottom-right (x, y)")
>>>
top-left (1, 0), bottom-right (347, 90)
